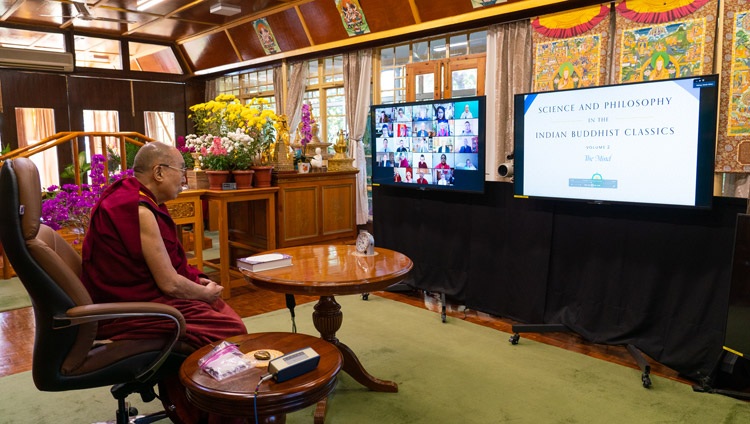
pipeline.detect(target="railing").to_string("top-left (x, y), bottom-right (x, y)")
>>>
top-left (0, 131), bottom-right (157, 186)
top-left (0, 131), bottom-right (159, 279)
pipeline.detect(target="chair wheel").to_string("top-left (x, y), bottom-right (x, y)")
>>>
top-left (361, 293), bottom-right (369, 300)
top-left (642, 373), bottom-right (652, 388)
top-left (129, 406), bottom-right (139, 416)
top-left (509, 333), bottom-right (520, 345)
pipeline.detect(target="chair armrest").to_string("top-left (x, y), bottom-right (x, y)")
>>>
top-left (55, 302), bottom-right (187, 382)
top-left (61, 302), bottom-right (187, 337)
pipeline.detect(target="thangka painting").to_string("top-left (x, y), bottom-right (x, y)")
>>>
top-left (253, 18), bottom-right (281, 55)
top-left (335, 0), bottom-right (370, 36)
top-left (471, 0), bottom-right (503, 8)
top-left (531, 4), bottom-right (611, 92)
top-left (715, 1), bottom-right (750, 172)
top-left (613, 0), bottom-right (717, 83)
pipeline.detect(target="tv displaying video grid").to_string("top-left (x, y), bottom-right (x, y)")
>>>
top-left (370, 96), bottom-right (485, 193)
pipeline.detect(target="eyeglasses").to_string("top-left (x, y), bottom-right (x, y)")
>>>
top-left (158, 163), bottom-right (187, 174)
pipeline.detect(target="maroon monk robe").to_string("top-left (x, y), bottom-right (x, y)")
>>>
top-left (82, 177), bottom-right (247, 348)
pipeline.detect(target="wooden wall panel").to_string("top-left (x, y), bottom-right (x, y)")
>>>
top-left (359, 0), bottom-right (417, 31)
top-left (132, 81), bottom-right (187, 139)
top-left (412, 0), bottom-right (475, 23)
top-left (267, 9), bottom-right (311, 52)
top-left (230, 22), bottom-right (268, 60)
top-left (298, 0), bottom-right (349, 45)
top-left (230, 9), bottom-right (311, 61)
top-left (0, 70), bottom-right (69, 149)
top-left (181, 32), bottom-right (240, 71)
top-left (68, 77), bottom-right (133, 132)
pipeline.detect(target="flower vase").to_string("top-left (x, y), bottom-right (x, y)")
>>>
top-left (232, 169), bottom-right (255, 189)
top-left (205, 170), bottom-right (231, 190)
top-left (251, 165), bottom-right (273, 188)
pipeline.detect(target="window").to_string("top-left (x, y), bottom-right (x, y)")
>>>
top-left (305, 56), bottom-right (346, 145)
top-left (0, 28), bottom-right (65, 52)
top-left (75, 36), bottom-right (122, 70)
top-left (16, 108), bottom-right (58, 188)
top-left (83, 110), bottom-right (120, 160)
top-left (144, 111), bottom-right (176, 145)
top-left (215, 68), bottom-right (276, 111)
top-left (128, 42), bottom-right (182, 74)
top-left (376, 29), bottom-right (487, 104)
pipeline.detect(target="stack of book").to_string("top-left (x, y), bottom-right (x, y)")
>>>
top-left (237, 253), bottom-right (292, 272)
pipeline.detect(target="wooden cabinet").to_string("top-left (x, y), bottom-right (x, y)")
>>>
top-left (273, 171), bottom-right (358, 247)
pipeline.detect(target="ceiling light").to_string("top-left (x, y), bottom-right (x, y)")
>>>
top-left (136, 0), bottom-right (165, 12)
top-left (210, 3), bottom-right (242, 16)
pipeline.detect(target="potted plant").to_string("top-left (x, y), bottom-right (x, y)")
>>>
top-left (199, 136), bottom-right (232, 189)
top-left (229, 131), bottom-right (255, 189)
top-left (186, 94), bottom-right (280, 188)
top-left (41, 154), bottom-right (133, 251)
top-left (243, 98), bottom-right (279, 187)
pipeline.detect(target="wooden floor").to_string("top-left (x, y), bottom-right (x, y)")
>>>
top-left (0, 276), bottom-right (691, 386)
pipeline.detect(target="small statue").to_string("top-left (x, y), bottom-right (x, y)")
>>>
top-left (310, 122), bottom-right (321, 144)
top-left (310, 147), bottom-right (324, 170)
top-left (271, 114), bottom-right (294, 172)
top-left (333, 129), bottom-right (348, 159)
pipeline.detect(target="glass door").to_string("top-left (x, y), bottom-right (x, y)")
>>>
top-left (405, 55), bottom-right (485, 101)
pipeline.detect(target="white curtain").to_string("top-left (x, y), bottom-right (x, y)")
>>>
top-left (83, 110), bottom-right (119, 156)
top-left (205, 79), bottom-right (218, 102)
top-left (284, 61), bottom-right (310, 132)
top-left (343, 49), bottom-right (373, 225)
top-left (144, 111), bottom-right (175, 145)
top-left (15, 108), bottom-right (58, 188)
top-left (485, 21), bottom-right (532, 181)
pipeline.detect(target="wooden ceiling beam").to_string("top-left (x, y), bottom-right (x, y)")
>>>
top-left (294, 4), bottom-right (314, 47)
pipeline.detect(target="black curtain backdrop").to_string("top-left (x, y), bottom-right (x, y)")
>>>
top-left (373, 182), bottom-right (745, 379)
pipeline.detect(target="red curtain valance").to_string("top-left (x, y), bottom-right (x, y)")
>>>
top-left (532, 4), bottom-right (609, 38)
top-left (615, 0), bottom-right (711, 24)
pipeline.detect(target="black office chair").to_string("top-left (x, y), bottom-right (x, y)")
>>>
top-left (0, 157), bottom-right (193, 424)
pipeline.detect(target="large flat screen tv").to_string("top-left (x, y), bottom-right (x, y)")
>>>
top-left (371, 96), bottom-right (486, 193)
top-left (513, 74), bottom-right (719, 208)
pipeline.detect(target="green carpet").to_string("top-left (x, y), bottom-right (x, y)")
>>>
top-left (0, 295), bottom-right (749, 423)
top-left (0, 277), bottom-right (32, 312)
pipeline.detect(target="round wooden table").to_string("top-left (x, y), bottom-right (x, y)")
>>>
top-left (179, 332), bottom-right (342, 423)
top-left (240, 244), bottom-right (413, 393)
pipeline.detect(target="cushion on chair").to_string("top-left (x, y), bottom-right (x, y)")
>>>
top-left (37, 224), bottom-right (83, 280)
top-left (72, 339), bottom-right (195, 376)
top-left (12, 157), bottom-right (42, 241)
top-left (26, 236), bottom-right (96, 375)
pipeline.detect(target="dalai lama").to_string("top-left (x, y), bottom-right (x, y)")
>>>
top-left (81, 141), bottom-right (247, 423)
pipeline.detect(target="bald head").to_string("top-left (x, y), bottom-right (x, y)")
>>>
top-left (132, 142), bottom-right (185, 204)
top-left (133, 142), bottom-right (177, 175)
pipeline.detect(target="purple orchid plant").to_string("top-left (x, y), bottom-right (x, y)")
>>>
top-left (41, 154), bottom-right (133, 235)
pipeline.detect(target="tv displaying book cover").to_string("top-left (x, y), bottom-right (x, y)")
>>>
top-left (513, 75), bottom-right (719, 208)
top-left (370, 96), bottom-right (486, 193)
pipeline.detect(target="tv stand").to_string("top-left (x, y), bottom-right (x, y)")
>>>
top-left (509, 324), bottom-right (653, 388)
top-left (691, 350), bottom-right (750, 401)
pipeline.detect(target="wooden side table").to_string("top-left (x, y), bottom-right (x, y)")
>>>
top-left (179, 332), bottom-right (342, 423)
top-left (201, 187), bottom-right (279, 298)
top-left (241, 245), bottom-right (413, 393)
top-left (165, 189), bottom-right (205, 271)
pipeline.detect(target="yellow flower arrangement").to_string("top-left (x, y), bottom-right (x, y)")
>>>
top-left (187, 94), bottom-right (280, 166)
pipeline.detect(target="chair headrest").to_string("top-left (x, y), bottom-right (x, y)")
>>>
top-left (12, 158), bottom-right (42, 241)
